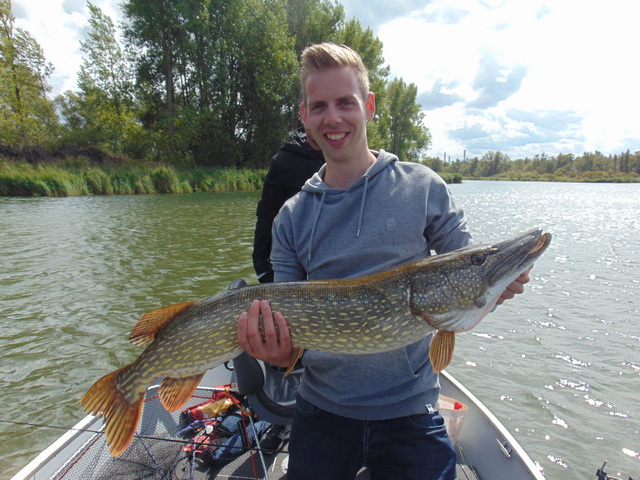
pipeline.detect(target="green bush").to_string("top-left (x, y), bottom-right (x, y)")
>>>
top-left (150, 166), bottom-right (180, 194)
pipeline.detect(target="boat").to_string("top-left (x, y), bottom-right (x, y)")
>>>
top-left (12, 360), bottom-right (545, 480)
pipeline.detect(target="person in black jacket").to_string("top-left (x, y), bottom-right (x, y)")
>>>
top-left (253, 126), bottom-right (324, 283)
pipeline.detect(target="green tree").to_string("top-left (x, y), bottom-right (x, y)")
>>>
top-left (379, 78), bottom-right (430, 161)
top-left (59, 2), bottom-right (142, 155)
top-left (285, 0), bottom-right (344, 56)
top-left (0, 0), bottom-right (57, 147)
top-left (423, 155), bottom-right (444, 172)
top-left (209, 0), bottom-right (298, 166)
top-left (478, 151), bottom-right (509, 176)
top-left (123, 0), bottom-right (297, 166)
top-left (123, 0), bottom-right (189, 161)
top-left (336, 18), bottom-right (388, 83)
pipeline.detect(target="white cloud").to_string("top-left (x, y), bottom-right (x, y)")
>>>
top-left (369, 0), bottom-right (640, 157)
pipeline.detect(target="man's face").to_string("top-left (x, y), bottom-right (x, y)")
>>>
top-left (300, 66), bottom-right (375, 163)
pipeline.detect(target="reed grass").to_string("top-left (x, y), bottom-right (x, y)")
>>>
top-left (439, 172), bottom-right (463, 184)
top-left (0, 157), bottom-right (468, 197)
top-left (0, 159), bottom-right (267, 197)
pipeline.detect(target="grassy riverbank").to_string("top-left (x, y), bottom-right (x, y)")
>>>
top-left (0, 158), bottom-right (465, 197)
top-left (438, 172), bottom-right (463, 184)
top-left (0, 159), bottom-right (266, 196)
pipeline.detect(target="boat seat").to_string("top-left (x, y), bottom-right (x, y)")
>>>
top-left (228, 279), bottom-right (303, 426)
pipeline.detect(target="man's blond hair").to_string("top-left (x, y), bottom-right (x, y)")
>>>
top-left (300, 43), bottom-right (370, 104)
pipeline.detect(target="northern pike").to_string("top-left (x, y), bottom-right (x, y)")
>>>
top-left (81, 228), bottom-right (551, 456)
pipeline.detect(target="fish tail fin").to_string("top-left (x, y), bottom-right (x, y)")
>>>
top-left (80, 366), bottom-right (144, 457)
top-left (159, 373), bottom-right (204, 411)
top-left (430, 331), bottom-right (456, 373)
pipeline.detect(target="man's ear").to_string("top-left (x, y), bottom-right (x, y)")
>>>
top-left (300, 103), bottom-right (308, 123)
top-left (365, 93), bottom-right (376, 121)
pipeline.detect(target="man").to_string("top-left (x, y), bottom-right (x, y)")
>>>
top-left (253, 126), bottom-right (324, 283)
top-left (238, 43), bottom-right (530, 479)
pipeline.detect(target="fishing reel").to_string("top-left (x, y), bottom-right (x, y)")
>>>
top-left (596, 461), bottom-right (635, 480)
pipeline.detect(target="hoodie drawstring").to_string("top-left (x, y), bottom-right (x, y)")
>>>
top-left (356, 175), bottom-right (369, 238)
top-left (308, 191), bottom-right (327, 261)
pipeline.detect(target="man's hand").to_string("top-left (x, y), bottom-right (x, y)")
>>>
top-left (237, 299), bottom-right (294, 367)
top-left (496, 266), bottom-right (532, 306)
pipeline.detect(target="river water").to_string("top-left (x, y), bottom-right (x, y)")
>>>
top-left (1, 182), bottom-right (638, 479)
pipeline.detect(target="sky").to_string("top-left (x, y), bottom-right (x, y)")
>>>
top-left (12, 0), bottom-right (640, 160)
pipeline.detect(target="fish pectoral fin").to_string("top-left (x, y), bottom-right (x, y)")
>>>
top-left (429, 330), bottom-right (456, 373)
top-left (284, 346), bottom-right (304, 377)
top-left (129, 301), bottom-right (195, 346)
top-left (159, 373), bottom-right (204, 411)
top-left (80, 366), bottom-right (144, 457)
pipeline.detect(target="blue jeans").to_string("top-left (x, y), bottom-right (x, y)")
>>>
top-left (287, 394), bottom-right (456, 480)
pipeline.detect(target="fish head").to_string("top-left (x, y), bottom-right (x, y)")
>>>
top-left (407, 228), bottom-right (552, 333)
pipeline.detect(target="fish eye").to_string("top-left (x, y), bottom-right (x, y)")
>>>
top-left (470, 253), bottom-right (485, 265)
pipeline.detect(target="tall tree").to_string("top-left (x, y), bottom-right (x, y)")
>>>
top-left (380, 78), bottom-right (430, 161)
top-left (223, 0), bottom-right (298, 166)
top-left (0, 0), bottom-right (57, 147)
top-left (285, 0), bottom-right (343, 56)
top-left (59, 2), bottom-right (139, 154)
top-left (123, 0), bottom-right (188, 161)
top-left (123, 0), bottom-right (297, 166)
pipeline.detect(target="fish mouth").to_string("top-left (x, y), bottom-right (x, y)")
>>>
top-left (519, 229), bottom-right (552, 268)
top-left (487, 228), bottom-right (552, 287)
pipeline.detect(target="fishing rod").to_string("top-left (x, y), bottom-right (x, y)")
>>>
top-left (0, 418), bottom-right (290, 455)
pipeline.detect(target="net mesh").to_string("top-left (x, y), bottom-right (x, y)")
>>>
top-left (50, 386), bottom-right (288, 480)
top-left (41, 386), bottom-right (477, 480)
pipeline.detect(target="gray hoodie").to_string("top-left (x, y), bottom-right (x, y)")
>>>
top-left (271, 150), bottom-right (473, 420)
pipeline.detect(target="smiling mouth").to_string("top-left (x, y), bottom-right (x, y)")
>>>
top-left (326, 132), bottom-right (347, 141)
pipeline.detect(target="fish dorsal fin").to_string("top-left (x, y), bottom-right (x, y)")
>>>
top-left (429, 330), bottom-right (456, 373)
top-left (129, 301), bottom-right (195, 346)
top-left (159, 373), bottom-right (204, 411)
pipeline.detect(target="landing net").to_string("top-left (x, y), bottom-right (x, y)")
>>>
top-left (50, 386), bottom-right (289, 480)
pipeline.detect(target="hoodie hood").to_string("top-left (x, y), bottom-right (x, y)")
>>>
top-left (301, 149), bottom-right (392, 195)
